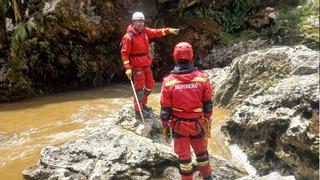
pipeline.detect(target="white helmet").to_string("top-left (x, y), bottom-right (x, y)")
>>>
top-left (132, 12), bottom-right (145, 21)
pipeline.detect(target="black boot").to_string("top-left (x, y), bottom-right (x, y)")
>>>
top-left (143, 105), bottom-right (153, 112)
top-left (135, 110), bottom-right (151, 119)
top-left (203, 175), bottom-right (214, 180)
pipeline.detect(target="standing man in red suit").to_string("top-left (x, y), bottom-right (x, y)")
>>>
top-left (160, 42), bottom-right (214, 180)
top-left (121, 12), bottom-right (179, 119)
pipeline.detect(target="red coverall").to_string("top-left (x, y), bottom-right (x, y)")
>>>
top-left (160, 70), bottom-right (213, 180)
top-left (121, 24), bottom-right (171, 111)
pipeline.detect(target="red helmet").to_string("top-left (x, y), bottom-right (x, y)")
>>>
top-left (173, 42), bottom-right (193, 62)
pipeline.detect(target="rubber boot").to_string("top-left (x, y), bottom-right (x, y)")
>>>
top-left (143, 104), bottom-right (153, 113)
top-left (135, 110), bottom-right (151, 120)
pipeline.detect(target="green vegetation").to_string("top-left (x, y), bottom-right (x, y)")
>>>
top-left (298, 0), bottom-right (319, 48)
top-left (182, 0), bottom-right (261, 33)
top-left (10, 22), bottom-right (27, 53)
top-left (182, 0), bottom-right (319, 48)
top-left (220, 29), bottom-right (260, 45)
top-left (8, 22), bottom-right (28, 82)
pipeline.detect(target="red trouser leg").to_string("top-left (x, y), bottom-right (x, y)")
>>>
top-left (174, 137), bottom-right (194, 180)
top-left (190, 137), bottom-right (212, 179)
top-left (133, 67), bottom-right (145, 111)
top-left (142, 66), bottom-right (154, 106)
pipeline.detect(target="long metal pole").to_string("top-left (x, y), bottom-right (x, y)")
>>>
top-left (129, 78), bottom-right (145, 125)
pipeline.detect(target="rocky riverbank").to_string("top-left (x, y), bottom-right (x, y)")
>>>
top-left (212, 46), bottom-right (319, 179)
top-left (22, 105), bottom-right (248, 180)
top-left (22, 45), bottom-right (319, 179)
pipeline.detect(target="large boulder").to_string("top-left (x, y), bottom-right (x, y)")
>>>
top-left (223, 73), bottom-right (319, 179)
top-left (214, 45), bottom-right (319, 108)
top-left (221, 69), bottom-right (319, 178)
top-left (22, 106), bottom-right (176, 180)
top-left (23, 105), bottom-right (247, 179)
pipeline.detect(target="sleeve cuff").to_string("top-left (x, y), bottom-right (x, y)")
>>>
top-left (124, 65), bottom-right (132, 69)
top-left (123, 60), bottom-right (132, 69)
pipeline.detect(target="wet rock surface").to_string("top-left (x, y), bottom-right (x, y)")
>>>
top-left (215, 46), bottom-right (319, 179)
top-left (23, 105), bottom-right (247, 180)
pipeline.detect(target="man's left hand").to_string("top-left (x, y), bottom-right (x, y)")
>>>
top-left (162, 126), bottom-right (171, 141)
top-left (202, 116), bottom-right (212, 139)
top-left (169, 28), bottom-right (180, 35)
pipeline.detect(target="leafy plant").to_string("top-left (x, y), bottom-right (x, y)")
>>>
top-left (10, 22), bottom-right (27, 52)
top-left (183, 0), bottom-right (261, 33)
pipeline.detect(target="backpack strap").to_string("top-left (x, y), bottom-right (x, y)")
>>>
top-left (119, 32), bottom-right (134, 50)
top-left (128, 32), bottom-right (134, 46)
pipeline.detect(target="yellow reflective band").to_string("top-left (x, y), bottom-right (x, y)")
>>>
top-left (191, 77), bottom-right (208, 83)
top-left (172, 108), bottom-right (202, 112)
top-left (162, 29), bottom-right (166, 36)
top-left (165, 79), bottom-right (182, 87)
top-left (123, 60), bottom-right (130, 65)
top-left (172, 108), bottom-right (183, 112)
top-left (180, 163), bottom-right (193, 171)
top-left (193, 108), bottom-right (203, 112)
top-left (198, 160), bottom-right (209, 167)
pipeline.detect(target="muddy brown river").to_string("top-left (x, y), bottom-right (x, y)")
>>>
top-left (0, 83), bottom-right (231, 180)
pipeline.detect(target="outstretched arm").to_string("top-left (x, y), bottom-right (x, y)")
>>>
top-left (145, 27), bottom-right (179, 39)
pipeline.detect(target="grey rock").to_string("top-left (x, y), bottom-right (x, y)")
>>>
top-left (214, 45), bottom-right (319, 108)
top-left (23, 105), bottom-right (247, 179)
top-left (205, 67), bottom-right (230, 102)
top-left (222, 73), bottom-right (319, 178)
top-left (114, 104), bottom-right (164, 142)
top-left (164, 155), bottom-right (248, 180)
top-left (237, 171), bottom-right (295, 180)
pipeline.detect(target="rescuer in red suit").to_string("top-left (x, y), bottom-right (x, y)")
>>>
top-left (121, 12), bottom-right (179, 119)
top-left (160, 42), bottom-right (214, 180)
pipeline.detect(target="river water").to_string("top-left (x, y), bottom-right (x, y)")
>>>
top-left (0, 83), bottom-right (234, 179)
